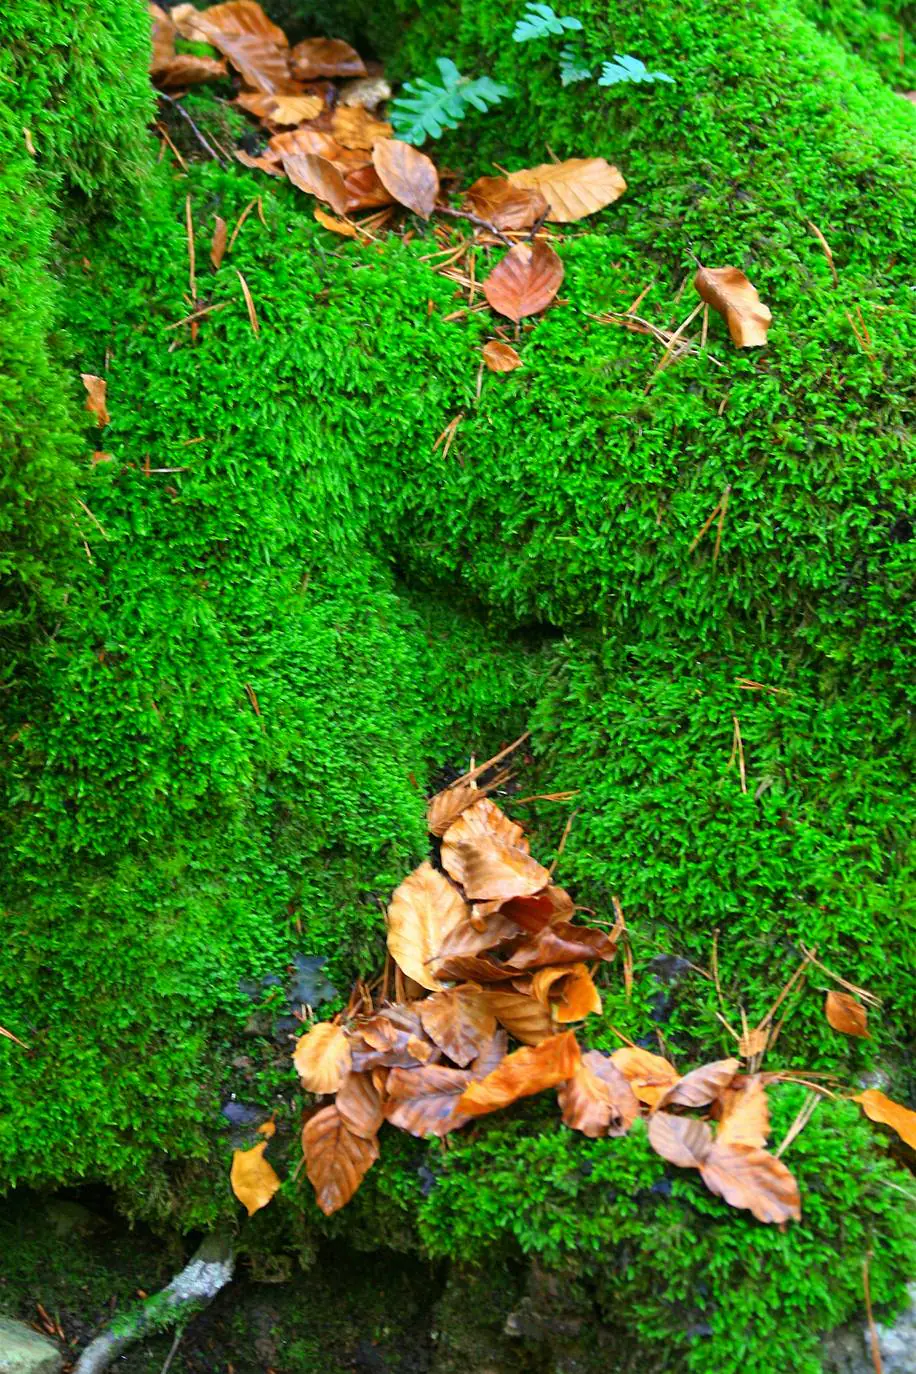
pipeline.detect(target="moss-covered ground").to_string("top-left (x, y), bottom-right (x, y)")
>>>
top-left (1, 0), bottom-right (915, 1369)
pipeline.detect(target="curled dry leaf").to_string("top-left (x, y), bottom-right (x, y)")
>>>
top-left (344, 165), bottom-right (393, 212)
top-left (559, 1050), bottom-right (639, 1138)
top-left (418, 985), bottom-right (497, 1067)
top-left (506, 920), bottom-right (616, 971)
top-left (459, 1030), bottom-right (581, 1117)
top-left (336, 1070), bottom-right (385, 1139)
top-left (302, 1103), bottom-right (379, 1215)
top-left (530, 963), bottom-right (602, 1022)
top-left (386, 861), bottom-right (469, 991)
top-left (825, 990), bottom-right (870, 1038)
top-left (385, 1064), bottom-right (473, 1137)
top-left (371, 138), bottom-right (439, 220)
top-left (442, 837), bottom-right (551, 902)
top-left (427, 781), bottom-right (484, 837)
top-left (500, 886), bottom-right (575, 933)
top-left (432, 905), bottom-right (518, 961)
top-left (463, 175), bottom-right (548, 231)
top-left (350, 1004), bottom-right (438, 1069)
top-left (210, 216), bottom-right (228, 270)
top-left (483, 340), bottom-right (523, 373)
top-left (701, 1142), bottom-right (801, 1224)
top-left (149, 1), bottom-right (229, 87)
top-left (314, 207), bottom-right (357, 237)
top-left (290, 37), bottom-right (366, 80)
top-left (433, 952), bottom-right (516, 984)
top-left (230, 1121), bottom-right (281, 1216)
top-left (282, 153), bottom-right (349, 216)
top-left (236, 92), bottom-right (325, 124)
top-left (172, 1), bottom-right (287, 46)
top-left (658, 1057), bottom-right (740, 1109)
top-left (482, 989), bottom-right (553, 1045)
top-left (81, 374), bottom-right (109, 427)
top-left (270, 128), bottom-right (346, 161)
top-left (694, 266), bottom-right (772, 348)
top-left (236, 148), bottom-right (284, 175)
top-left (442, 796), bottom-right (529, 852)
top-left (716, 1075), bottom-right (770, 1149)
top-left (332, 104), bottom-right (392, 150)
top-left (293, 1020), bottom-right (351, 1094)
top-left (507, 158), bottom-right (626, 223)
top-left (483, 241), bottom-right (564, 323)
top-left (855, 1089), bottom-right (916, 1149)
top-left (610, 1046), bottom-right (679, 1107)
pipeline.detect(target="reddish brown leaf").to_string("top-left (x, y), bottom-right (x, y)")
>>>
top-left (371, 139), bottom-right (439, 220)
top-left (384, 1064), bottom-right (473, 1136)
top-left (472, 1028), bottom-right (509, 1076)
top-left (647, 1111), bottom-right (712, 1168)
top-left (210, 216), bottom-right (227, 270)
top-left (432, 904), bottom-right (518, 962)
top-left (302, 1104), bottom-right (378, 1215)
top-left (559, 1050), bottom-right (639, 1138)
top-left (481, 989), bottom-right (553, 1045)
top-left (855, 1089), bottom-right (916, 1149)
top-left (270, 128), bottom-right (347, 162)
top-left (171, 1), bottom-right (287, 46)
top-left (343, 165), bottom-right (394, 212)
top-left (230, 1121), bottom-right (281, 1216)
top-left (418, 985), bottom-right (498, 1067)
top-left (505, 921), bottom-right (616, 971)
top-left (463, 176), bottom-right (549, 231)
top-left (482, 340), bottom-right (523, 373)
top-left (658, 1058), bottom-right (740, 1110)
top-left (290, 37), bottom-right (366, 80)
top-left (499, 886), bottom-right (575, 933)
top-left (386, 861), bottom-right (469, 991)
top-left (530, 963), bottom-right (602, 1022)
top-left (459, 1031), bottom-right (581, 1117)
top-left (444, 796), bottom-right (530, 851)
top-left (694, 265), bottom-right (772, 348)
top-left (701, 1142), bottom-right (801, 1224)
top-left (716, 1075), bottom-right (770, 1149)
top-left (610, 1046), bottom-right (679, 1107)
top-left (282, 153), bottom-right (349, 216)
top-left (331, 104), bottom-right (391, 151)
top-left (153, 53), bottom-right (228, 89)
top-left (81, 374), bottom-right (110, 427)
top-left (432, 953), bottom-right (516, 984)
top-left (825, 990), bottom-right (870, 1038)
top-left (293, 1021), bottom-right (351, 1094)
top-left (236, 149), bottom-right (284, 176)
top-left (507, 158), bottom-right (626, 223)
top-left (336, 1070), bottom-right (385, 1139)
top-left (482, 241), bottom-right (564, 323)
top-left (350, 1004), bottom-right (438, 1069)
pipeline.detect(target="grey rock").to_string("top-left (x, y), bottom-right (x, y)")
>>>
top-left (0, 1318), bottom-right (62, 1374)
top-left (824, 1282), bottom-right (916, 1374)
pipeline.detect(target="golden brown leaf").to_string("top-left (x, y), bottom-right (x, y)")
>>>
top-left (385, 1064), bottom-right (474, 1136)
top-left (290, 37), bottom-right (366, 80)
top-left (269, 128), bottom-right (346, 161)
top-left (855, 1089), bottom-right (916, 1149)
top-left (559, 1050), bottom-right (639, 1138)
top-left (191, 23), bottom-right (292, 92)
top-left (482, 340), bottom-right (523, 373)
top-left (171, 1), bottom-right (287, 45)
top-left (387, 861), bottom-right (469, 991)
top-left (459, 1031), bottom-right (581, 1117)
top-left (432, 904), bottom-right (518, 961)
top-left (427, 781), bottom-right (483, 837)
top-left (694, 265), bottom-right (772, 348)
top-left (236, 91), bottom-right (324, 125)
top-left (441, 837), bottom-right (551, 902)
top-left (701, 1142), bottom-right (801, 1223)
top-left (371, 138), bottom-right (439, 220)
top-left (230, 1121), bottom-right (281, 1216)
top-left (433, 952), bottom-right (516, 984)
top-left (716, 1075), bottom-right (770, 1149)
top-left (418, 985), bottom-right (497, 1067)
top-left (507, 158), bottom-right (626, 223)
top-left (336, 1070), bottom-right (385, 1139)
top-left (343, 165), bottom-right (394, 212)
top-left (293, 1020), bottom-right (351, 1094)
top-left (463, 175), bottom-right (548, 231)
top-left (301, 1104), bottom-right (378, 1215)
top-left (647, 1111), bottom-right (712, 1167)
top-left (332, 104), bottom-right (392, 150)
top-left (531, 963), bottom-right (602, 1022)
top-left (443, 796), bottom-right (529, 851)
top-left (825, 990), bottom-right (870, 1038)
top-left (658, 1057), bottom-right (740, 1110)
top-left (610, 1046), bottom-right (679, 1107)
top-left (481, 989), bottom-right (553, 1045)
top-left (235, 148), bottom-right (284, 175)
top-left (351, 1005), bottom-right (435, 1070)
top-left (81, 374), bottom-right (110, 427)
top-left (150, 1), bottom-right (176, 65)
top-left (506, 921), bottom-right (616, 971)
top-left (314, 207), bottom-right (357, 237)
top-left (210, 216), bottom-right (227, 270)
top-left (482, 241), bottom-right (564, 323)
top-left (499, 886), bottom-right (575, 933)
top-left (282, 152), bottom-right (349, 215)
top-left (153, 53), bottom-right (228, 89)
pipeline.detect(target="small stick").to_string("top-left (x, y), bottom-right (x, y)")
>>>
top-left (184, 194), bottom-right (196, 303)
top-left (0, 1025), bottom-right (28, 1049)
top-left (736, 677), bottom-right (789, 696)
top-left (165, 302), bottom-right (229, 330)
top-left (700, 303), bottom-right (709, 349)
top-left (608, 1023), bottom-right (637, 1048)
top-left (160, 1327), bottom-right (183, 1374)
top-left (154, 121), bottom-right (189, 173)
top-left (625, 282), bottom-right (653, 315)
top-left (713, 483), bottom-right (731, 561)
top-left (158, 92), bottom-right (226, 166)
top-left (806, 220), bottom-right (838, 287)
top-left (731, 714), bottom-right (747, 793)
top-left (711, 929), bottom-right (724, 1008)
top-left (244, 683), bottom-right (261, 717)
top-left (688, 498), bottom-right (723, 554)
top-left (433, 203), bottom-right (513, 248)
top-left (548, 810), bottom-right (577, 877)
top-left (511, 790), bottom-right (579, 805)
top-left (236, 270), bottom-right (260, 336)
top-left (863, 1253), bottom-right (884, 1374)
top-left (775, 1090), bottom-right (820, 1158)
top-left (228, 198), bottom-right (258, 253)
top-left (757, 951), bottom-right (814, 1031)
top-left (76, 499), bottom-right (110, 541)
top-left (797, 946), bottom-right (881, 1005)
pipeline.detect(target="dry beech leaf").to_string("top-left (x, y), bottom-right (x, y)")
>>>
top-left (293, 1020), bottom-right (351, 1094)
top-left (290, 37), bottom-right (366, 80)
top-left (332, 105), bottom-right (392, 150)
top-left (385, 1064), bottom-right (474, 1137)
top-left (472, 1028), bottom-right (509, 1076)
top-left (172, 1), bottom-right (287, 45)
top-left (344, 165), bottom-right (393, 212)
top-left (371, 138), bottom-right (439, 220)
top-left (432, 904), bottom-right (518, 961)
top-left (825, 990), bottom-right (870, 1039)
top-left (210, 216), bottom-right (227, 269)
top-left (302, 1104), bottom-right (378, 1215)
top-left (559, 1050), bottom-right (639, 1138)
top-left (433, 952), bottom-right (516, 983)
top-left (701, 1142), bottom-right (801, 1224)
top-left (230, 1121), bottom-right (281, 1216)
top-left (483, 340), bottom-right (523, 373)
top-left (658, 1057), bottom-right (740, 1110)
top-left (314, 207), bottom-right (357, 237)
top-left (236, 148), bottom-right (284, 175)
top-left (153, 52), bottom-right (228, 89)
top-left (441, 837), bottom-right (551, 903)
top-left (150, 1), bottom-right (176, 66)
top-left (531, 963), bottom-right (602, 1022)
top-left (647, 1111), bottom-right (712, 1168)
top-left (270, 128), bottom-right (346, 161)
top-left (387, 861), bottom-right (469, 991)
top-left (427, 781), bottom-right (484, 837)
top-left (282, 153), bottom-right (349, 216)
top-left (350, 1004), bottom-right (437, 1071)
top-left (483, 241), bottom-right (564, 323)
top-left (442, 796), bottom-right (529, 852)
top-left (500, 886), bottom-right (575, 933)
top-left (694, 266), bottom-right (772, 348)
top-left (336, 1070), bottom-right (385, 1139)
top-left (418, 985), bottom-right (497, 1067)
top-left (855, 1089), bottom-right (916, 1149)
top-left (482, 990), bottom-right (553, 1045)
top-left (464, 175), bottom-right (548, 231)
top-left (459, 1030), bottom-right (581, 1118)
top-left (507, 158), bottom-right (626, 223)
top-left (506, 921), bottom-right (616, 971)
top-left (610, 1046), bottom-right (680, 1107)
top-left (81, 374), bottom-right (110, 427)
top-left (716, 1075), bottom-right (770, 1149)
top-left (236, 92), bottom-right (324, 124)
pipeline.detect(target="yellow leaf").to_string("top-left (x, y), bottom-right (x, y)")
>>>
top-left (230, 1122), bottom-right (281, 1216)
top-left (386, 860), bottom-right (469, 991)
top-left (610, 1045), bottom-right (679, 1107)
top-left (293, 1021), bottom-right (351, 1094)
top-left (507, 158), bottom-right (626, 223)
top-left (855, 1089), bottom-right (916, 1149)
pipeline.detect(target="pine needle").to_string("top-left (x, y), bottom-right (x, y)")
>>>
top-left (236, 270), bottom-right (260, 336)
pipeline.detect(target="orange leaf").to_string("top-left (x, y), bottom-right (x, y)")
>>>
top-left (658, 1058), bottom-right (739, 1109)
top-left (716, 1075), bottom-right (770, 1149)
top-left (507, 158), bottom-right (626, 223)
top-left (855, 1089), bottom-right (916, 1149)
top-left (610, 1046), bottom-right (679, 1107)
top-left (701, 1142), bottom-right (801, 1224)
top-left (171, 1), bottom-right (292, 92)
top-left (418, 985), bottom-right (497, 1067)
top-left (530, 963), bottom-right (602, 1022)
top-left (81, 374), bottom-right (110, 427)
top-left (336, 1070), bottom-right (385, 1139)
top-left (302, 1104), bottom-right (378, 1215)
top-left (482, 340), bottom-right (523, 373)
top-left (332, 105), bottom-right (392, 151)
top-left (559, 1050), bottom-right (639, 1138)
top-left (482, 989), bottom-right (553, 1045)
top-left (825, 990), bottom-right (870, 1039)
top-left (210, 216), bottom-right (227, 269)
top-left (647, 1111), bottom-right (712, 1167)
top-left (230, 1122), bottom-right (281, 1216)
top-left (293, 1021), bottom-right (351, 1093)
top-left (459, 1030), bottom-right (581, 1117)
top-left (694, 266), bottom-right (772, 348)
top-left (385, 1064), bottom-right (474, 1137)
top-left (463, 176), bottom-right (548, 231)
top-left (499, 886), bottom-right (575, 933)
top-left (482, 242), bottom-right (564, 323)
top-left (236, 148), bottom-right (284, 176)
top-left (290, 37), bottom-right (366, 80)
top-left (282, 153), bottom-right (349, 216)
top-left (314, 207), bottom-right (358, 237)
top-left (371, 139), bottom-right (439, 220)
top-left (236, 92), bottom-right (324, 125)
top-left (432, 952), bottom-right (516, 984)
top-left (270, 128), bottom-right (347, 162)
top-left (343, 165), bottom-right (394, 212)
top-left (386, 861), bottom-right (469, 990)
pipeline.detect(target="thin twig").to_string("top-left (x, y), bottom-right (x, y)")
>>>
top-left (775, 1090), bottom-right (820, 1157)
top-left (806, 220), bottom-right (838, 286)
top-left (688, 497), bottom-right (723, 554)
top-left (165, 302), bottom-right (229, 330)
top-left (713, 483), bottom-right (731, 561)
top-left (236, 270), bottom-right (259, 335)
top-left (731, 714), bottom-right (747, 793)
top-left (184, 195), bottom-right (196, 303)
top-left (548, 810), bottom-right (577, 877)
top-left (797, 946), bottom-right (881, 1005)
top-left (158, 92), bottom-right (227, 166)
top-left (227, 198), bottom-right (259, 253)
top-left (0, 1025), bottom-right (29, 1049)
top-left (433, 203), bottom-right (513, 247)
top-left (711, 929), bottom-right (724, 1008)
top-left (863, 1252), bottom-right (884, 1374)
top-left (160, 1328), bottom-right (183, 1374)
top-left (154, 121), bottom-right (189, 173)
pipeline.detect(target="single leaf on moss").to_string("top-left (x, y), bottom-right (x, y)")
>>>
top-left (210, 216), bottom-right (227, 269)
top-left (336, 1070), bottom-right (385, 1139)
top-left (464, 176), bottom-right (548, 231)
top-left (387, 861), bottom-right (469, 990)
top-left (611, 1046), bottom-right (679, 1106)
top-left (658, 1057), bottom-right (739, 1109)
top-left (302, 1104), bottom-right (378, 1215)
top-left (314, 207), bottom-right (358, 237)
top-left (559, 1050), bottom-right (639, 1137)
top-left (371, 138), bottom-right (439, 219)
top-left (507, 158), bottom-right (626, 222)
top-left (282, 153), bottom-right (349, 216)
top-left (825, 990), bottom-right (869, 1038)
top-left (81, 374), bottom-right (110, 427)
top-left (701, 1142), bottom-right (801, 1223)
top-left (459, 1030), bottom-right (581, 1117)
top-left (332, 105), bottom-right (392, 150)
top-left (694, 265), bottom-right (772, 348)
top-left (716, 1075), bottom-right (770, 1148)
top-left (418, 985), bottom-right (497, 1067)
top-left (293, 1021), bottom-right (351, 1094)
top-left (290, 37), bottom-right (366, 80)
top-left (647, 1111), bottom-right (712, 1167)
top-left (385, 1064), bottom-right (474, 1136)
top-left (483, 241), bottom-right (564, 323)
top-left (230, 1121), bottom-right (281, 1216)
top-left (483, 340), bottom-right (523, 372)
top-left (530, 962), bottom-right (602, 1021)
top-left (855, 1089), bottom-right (916, 1149)
top-left (482, 989), bottom-right (553, 1044)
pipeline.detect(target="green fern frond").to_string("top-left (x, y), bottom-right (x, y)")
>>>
top-left (597, 53), bottom-right (675, 85)
top-left (389, 58), bottom-right (512, 145)
top-left (558, 44), bottom-right (592, 85)
top-left (512, 3), bottom-right (582, 42)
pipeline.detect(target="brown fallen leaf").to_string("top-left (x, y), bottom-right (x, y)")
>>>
top-left (441, 837), bottom-right (552, 902)
top-left (343, 165), bottom-right (394, 212)
top-left (530, 963), bottom-right (602, 1022)
top-left (658, 1057), bottom-right (740, 1110)
top-left (210, 216), bottom-right (227, 269)
top-left (499, 886), bottom-right (575, 933)
top-left (349, 1006), bottom-right (438, 1070)
top-left (459, 1030), bottom-right (581, 1117)
top-left (236, 92), bottom-right (324, 125)
top-left (385, 1064), bottom-right (474, 1136)
top-left (472, 1028), bottom-right (509, 1076)
top-left (386, 861), bottom-right (469, 991)
top-left (716, 1075), bottom-right (770, 1149)
top-left (230, 1121), bottom-right (281, 1216)
top-left (174, 10), bottom-right (292, 93)
top-left (418, 985), bottom-right (498, 1067)
top-left (505, 921), bottom-right (616, 971)
top-left (482, 340), bottom-right (523, 373)
top-left (302, 1104), bottom-right (378, 1215)
top-left (647, 1111), bottom-right (712, 1168)
top-left (694, 266), bottom-right (772, 348)
top-left (855, 1089), bottom-right (916, 1149)
top-left (270, 128), bottom-right (347, 162)
top-left (648, 1112), bottom-right (800, 1223)
top-left (314, 207), bottom-right (358, 237)
top-left (236, 148), bottom-right (284, 176)
top-left (372, 138), bottom-right (439, 220)
top-left (442, 796), bottom-right (530, 852)
top-left (290, 37), bottom-right (366, 80)
top-left (610, 1046), bottom-right (679, 1107)
top-left (482, 989), bottom-right (553, 1045)
top-left (282, 152), bottom-right (349, 216)
top-left (149, 2), bottom-right (229, 87)
top-left (507, 158), bottom-right (626, 223)
top-left (482, 241), bottom-right (564, 323)
top-left (293, 1021), bottom-right (351, 1094)
top-left (433, 952), bottom-right (517, 984)
top-left (332, 105), bottom-right (392, 151)
top-left (336, 1070), bottom-right (385, 1139)
top-left (559, 1050), bottom-right (639, 1137)
top-left (172, 0), bottom-right (287, 45)
top-left (81, 374), bottom-right (110, 427)
top-left (825, 990), bottom-right (870, 1039)
top-left (463, 176), bottom-right (549, 231)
